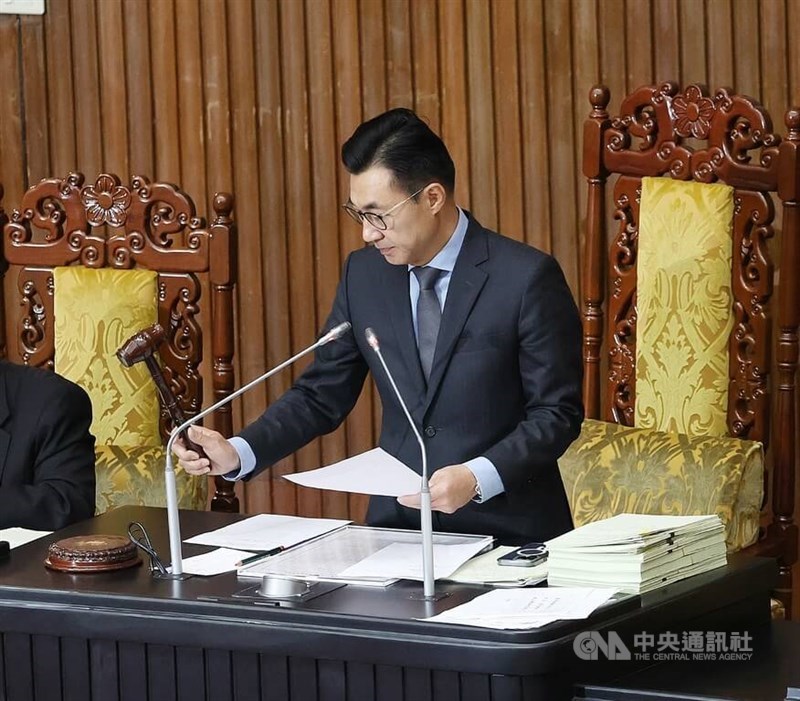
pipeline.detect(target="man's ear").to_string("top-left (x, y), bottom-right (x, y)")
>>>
top-left (424, 183), bottom-right (447, 215)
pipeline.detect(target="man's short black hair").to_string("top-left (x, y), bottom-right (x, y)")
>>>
top-left (341, 108), bottom-right (455, 196)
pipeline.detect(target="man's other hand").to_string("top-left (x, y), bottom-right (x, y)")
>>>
top-left (397, 464), bottom-right (477, 514)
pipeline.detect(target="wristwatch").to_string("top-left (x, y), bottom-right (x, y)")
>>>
top-left (473, 478), bottom-right (483, 503)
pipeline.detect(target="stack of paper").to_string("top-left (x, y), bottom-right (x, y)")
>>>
top-left (545, 514), bottom-right (727, 594)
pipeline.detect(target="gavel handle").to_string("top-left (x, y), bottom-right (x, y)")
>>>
top-left (143, 355), bottom-right (208, 460)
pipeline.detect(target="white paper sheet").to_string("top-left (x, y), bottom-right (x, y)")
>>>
top-left (423, 587), bottom-right (616, 629)
top-left (283, 448), bottom-right (420, 497)
top-left (180, 548), bottom-right (257, 576)
top-left (185, 514), bottom-right (350, 551)
top-left (339, 541), bottom-right (489, 581)
top-left (0, 528), bottom-right (52, 549)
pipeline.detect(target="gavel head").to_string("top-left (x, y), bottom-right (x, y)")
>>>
top-left (116, 324), bottom-right (167, 367)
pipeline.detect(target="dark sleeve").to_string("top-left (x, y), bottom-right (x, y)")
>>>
top-left (483, 255), bottom-right (584, 492)
top-left (239, 254), bottom-right (370, 476)
top-left (0, 380), bottom-right (96, 530)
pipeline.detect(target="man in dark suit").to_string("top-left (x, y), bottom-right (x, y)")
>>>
top-left (178, 108), bottom-right (583, 543)
top-left (0, 360), bottom-right (96, 530)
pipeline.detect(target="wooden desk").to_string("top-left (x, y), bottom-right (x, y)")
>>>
top-left (0, 507), bottom-right (777, 701)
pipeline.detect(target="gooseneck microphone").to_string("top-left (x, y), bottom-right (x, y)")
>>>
top-left (365, 327), bottom-right (435, 599)
top-left (165, 321), bottom-right (352, 577)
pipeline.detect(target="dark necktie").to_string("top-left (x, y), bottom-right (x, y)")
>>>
top-left (413, 266), bottom-right (442, 381)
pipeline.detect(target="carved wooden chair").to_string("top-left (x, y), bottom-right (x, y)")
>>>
top-left (0, 173), bottom-right (239, 514)
top-left (558, 83), bottom-right (798, 615)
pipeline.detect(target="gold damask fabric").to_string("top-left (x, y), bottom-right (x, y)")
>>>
top-left (558, 419), bottom-right (763, 552)
top-left (53, 267), bottom-right (160, 447)
top-left (95, 446), bottom-right (207, 512)
top-left (636, 177), bottom-right (734, 437)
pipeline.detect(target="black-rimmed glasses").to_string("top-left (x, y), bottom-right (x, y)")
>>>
top-left (342, 185), bottom-right (426, 231)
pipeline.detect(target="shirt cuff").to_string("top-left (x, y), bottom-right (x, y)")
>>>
top-left (224, 437), bottom-right (258, 481)
top-left (464, 456), bottom-right (504, 503)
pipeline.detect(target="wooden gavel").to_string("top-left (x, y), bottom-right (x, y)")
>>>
top-left (116, 324), bottom-right (208, 460)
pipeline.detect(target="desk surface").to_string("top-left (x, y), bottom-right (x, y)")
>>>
top-left (0, 507), bottom-right (779, 701)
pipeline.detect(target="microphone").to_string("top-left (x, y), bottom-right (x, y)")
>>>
top-left (164, 321), bottom-right (352, 577)
top-left (365, 327), bottom-right (436, 599)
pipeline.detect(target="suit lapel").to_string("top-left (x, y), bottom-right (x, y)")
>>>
top-left (422, 220), bottom-right (489, 413)
top-left (0, 367), bottom-right (11, 485)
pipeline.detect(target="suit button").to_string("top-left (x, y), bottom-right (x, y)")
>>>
top-left (424, 426), bottom-right (436, 437)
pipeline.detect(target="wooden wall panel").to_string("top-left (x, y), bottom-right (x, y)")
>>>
top-left (0, 0), bottom-right (798, 530)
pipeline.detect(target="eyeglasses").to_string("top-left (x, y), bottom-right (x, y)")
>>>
top-left (342, 186), bottom-right (426, 231)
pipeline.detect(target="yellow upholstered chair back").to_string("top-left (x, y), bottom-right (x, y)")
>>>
top-left (0, 172), bottom-right (238, 513)
top-left (635, 178), bottom-right (734, 437)
top-left (53, 267), bottom-right (160, 447)
top-left (572, 83), bottom-right (800, 613)
top-left (51, 267), bottom-right (206, 512)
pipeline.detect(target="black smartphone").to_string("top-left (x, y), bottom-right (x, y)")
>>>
top-left (496, 542), bottom-right (547, 567)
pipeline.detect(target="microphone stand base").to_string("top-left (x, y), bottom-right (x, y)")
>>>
top-left (153, 571), bottom-right (194, 581)
top-left (407, 590), bottom-right (450, 602)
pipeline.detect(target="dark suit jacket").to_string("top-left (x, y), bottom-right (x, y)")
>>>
top-left (241, 215), bottom-right (584, 542)
top-left (0, 361), bottom-right (96, 530)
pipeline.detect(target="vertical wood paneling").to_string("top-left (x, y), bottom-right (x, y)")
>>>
top-left (625, 0), bottom-right (653, 90)
top-left (44, 0), bottom-right (76, 174)
top-left (465, 0), bottom-right (497, 229)
top-left (543, 0), bottom-right (579, 295)
top-left (653, 0), bottom-right (681, 82)
top-left (518, 0), bottom-right (552, 253)
top-left (438, 0), bottom-right (471, 208)
top-left (706, 0), bottom-right (734, 88)
top-left (759, 0), bottom-right (788, 126)
top-left (679, 0), bottom-right (707, 84)
top-left (788, 0), bottom-right (800, 107)
top-left (19, 16), bottom-right (49, 184)
top-left (70, 0), bottom-right (102, 175)
top-left (386, 0), bottom-right (413, 108)
top-left (0, 0), bottom-right (798, 544)
top-left (175, 0), bottom-right (207, 214)
top-left (410, 0), bottom-right (440, 130)
top-left (491, 0), bottom-right (524, 240)
top-left (598, 0), bottom-right (627, 112)
top-left (733, 0), bottom-right (761, 98)
top-left (0, 18), bottom-right (23, 205)
top-left (96, 0), bottom-right (128, 175)
top-left (124, 0), bottom-right (155, 176)
top-left (150, 0), bottom-right (180, 182)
